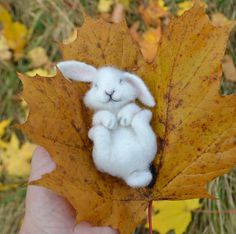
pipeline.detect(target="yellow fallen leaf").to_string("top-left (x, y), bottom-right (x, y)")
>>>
top-left (27, 47), bottom-right (49, 68)
top-left (26, 68), bottom-right (56, 77)
top-left (3, 21), bottom-right (28, 57)
top-left (1, 133), bottom-right (36, 177)
top-left (0, 119), bottom-right (34, 191)
top-left (150, 199), bottom-right (201, 234)
top-left (0, 5), bottom-right (12, 26)
top-left (0, 5), bottom-right (28, 58)
top-left (177, 1), bottom-right (194, 16)
top-left (98, 0), bottom-right (114, 13)
top-left (177, 0), bottom-right (206, 16)
top-left (0, 119), bottom-right (11, 138)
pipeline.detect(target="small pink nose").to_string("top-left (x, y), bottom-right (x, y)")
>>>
top-left (105, 90), bottom-right (115, 97)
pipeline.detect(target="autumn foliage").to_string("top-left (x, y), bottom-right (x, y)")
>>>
top-left (18, 2), bottom-right (236, 234)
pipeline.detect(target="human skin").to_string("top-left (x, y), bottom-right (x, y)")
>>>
top-left (19, 147), bottom-right (118, 234)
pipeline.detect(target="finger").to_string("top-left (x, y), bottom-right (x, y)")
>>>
top-left (25, 146), bottom-right (75, 217)
top-left (20, 147), bottom-right (76, 234)
top-left (29, 146), bottom-right (56, 181)
top-left (25, 146), bottom-right (75, 216)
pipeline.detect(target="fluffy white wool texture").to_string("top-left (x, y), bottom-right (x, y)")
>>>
top-left (57, 61), bottom-right (157, 187)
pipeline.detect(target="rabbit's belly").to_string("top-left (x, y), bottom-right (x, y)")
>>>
top-left (111, 127), bottom-right (140, 150)
top-left (111, 127), bottom-right (153, 157)
top-left (106, 127), bottom-right (151, 176)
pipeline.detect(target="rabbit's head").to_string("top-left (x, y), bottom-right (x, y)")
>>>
top-left (57, 60), bottom-right (155, 111)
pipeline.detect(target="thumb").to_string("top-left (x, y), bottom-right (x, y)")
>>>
top-left (25, 146), bottom-right (73, 211)
top-left (29, 146), bottom-right (56, 181)
top-left (20, 146), bottom-right (76, 234)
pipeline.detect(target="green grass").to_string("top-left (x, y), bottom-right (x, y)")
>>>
top-left (0, 64), bottom-right (23, 122)
top-left (205, 0), bottom-right (236, 95)
top-left (187, 171), bottom-right (236, 234)
top-left (0, 187), bottom-right (26, 234)
top-left (0, 0), bottom-right (235, 234)
top-left (0, 0), bottom-right (86, 122)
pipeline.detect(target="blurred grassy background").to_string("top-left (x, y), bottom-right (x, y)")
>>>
top-left (0, 0), bottom-right (235, 233)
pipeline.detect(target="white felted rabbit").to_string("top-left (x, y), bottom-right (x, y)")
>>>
top-left (57, 61), bottom-right (157, 188)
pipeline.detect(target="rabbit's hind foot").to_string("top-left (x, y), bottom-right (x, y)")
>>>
top-left (125, 170), bottom-right (152, 188)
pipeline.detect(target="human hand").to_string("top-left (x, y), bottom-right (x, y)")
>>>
top-left (19, 147), bottom-right (118, 234)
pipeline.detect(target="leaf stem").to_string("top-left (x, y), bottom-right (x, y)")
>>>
top-left (148, 200), bottom-right (153, 234)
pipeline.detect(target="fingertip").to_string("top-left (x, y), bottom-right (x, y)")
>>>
top-left (32, 146), bottom-right (50, 161)
top-left (30, 146), bottom-right (56, 181)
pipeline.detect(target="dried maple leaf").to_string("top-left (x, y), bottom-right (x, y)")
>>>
top-left (18, 2), bottom-right (236, 233)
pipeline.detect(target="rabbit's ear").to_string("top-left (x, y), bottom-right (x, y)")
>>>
top-left (124, 72), bottom-right (155, 107)
top-left (57, 60), bottom-right (97, 82)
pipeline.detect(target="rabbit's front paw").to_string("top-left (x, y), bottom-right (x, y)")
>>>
top-left (117, 103), bottom-right (141, 127)
top-left (103, 114), bottom-right (117, 129)
top-left (93, 111), bottom-right (117, 130)
top-left (118, 110), bottom-right (135, 127)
